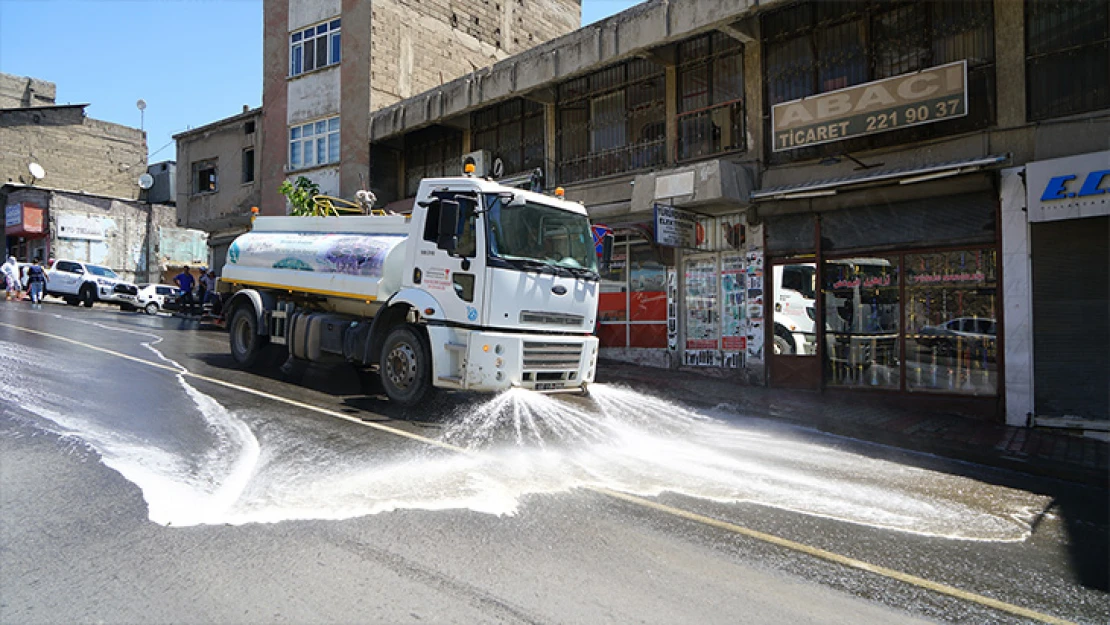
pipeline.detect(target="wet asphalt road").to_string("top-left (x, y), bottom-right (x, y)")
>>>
top-left (1, 301), bottom-right (1107, 624)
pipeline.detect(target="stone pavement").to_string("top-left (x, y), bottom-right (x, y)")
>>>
top-left (595, 360), bottom-right (1109, 488)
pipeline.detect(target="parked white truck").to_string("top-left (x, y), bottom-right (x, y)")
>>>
top-left (219, 175), bottom-right (603, 406)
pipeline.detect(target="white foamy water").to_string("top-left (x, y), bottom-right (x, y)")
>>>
top-left (0, 314), bottom-right (1049, 539)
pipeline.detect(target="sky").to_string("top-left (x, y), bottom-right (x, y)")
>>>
top-left (0, 0), bottom-right (641, 167)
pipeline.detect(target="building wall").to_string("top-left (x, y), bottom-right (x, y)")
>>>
top-left (0, 106), bottom-right (147, 200)
top-left (5, 186), bottom-right (184, 284)
top-left (260, 0), bottom-right (581, 216)
top-left (174, 110), bottom-right (262, 235)
top-left (0, 73), bottom-right (56, 109)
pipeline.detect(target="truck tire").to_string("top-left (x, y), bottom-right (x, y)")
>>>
top-left (380, 325), bottom-right (432, 407)
top-left (772, 330), bottom-right (795, 355)
top-left (79, 284), bottom-right (96, 308)
top-left (229, 306), bottom-right (269, 368)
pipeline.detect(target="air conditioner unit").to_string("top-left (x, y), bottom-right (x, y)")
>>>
top-left (460, 150), bottom-right (491, 177)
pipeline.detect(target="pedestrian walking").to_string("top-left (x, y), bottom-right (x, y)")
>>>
top-left (2, 256), bottom-right (20, 301)
top-left (25, 258), bottom-right (48, 304)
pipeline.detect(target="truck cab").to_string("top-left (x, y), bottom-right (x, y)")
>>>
top-left (403, 178), bottom-right (600, 396)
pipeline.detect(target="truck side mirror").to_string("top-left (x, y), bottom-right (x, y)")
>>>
top-left (437, 199), bottom-right (460, 252)
top-left (600, 234), bottom-right (614, 271)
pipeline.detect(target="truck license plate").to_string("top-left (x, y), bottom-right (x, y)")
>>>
top-left (535, 382), bottom-right (560, 391)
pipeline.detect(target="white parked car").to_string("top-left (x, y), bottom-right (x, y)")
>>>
top-left (46, 259), bottom-right (138, 308)
top-left (133, 283), bottom-right (181, 315)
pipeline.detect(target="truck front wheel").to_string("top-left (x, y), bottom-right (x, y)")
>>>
top-left (229, 306), bottom-right (269, 368)
top-left (380, 325), bottom-right (432, 407)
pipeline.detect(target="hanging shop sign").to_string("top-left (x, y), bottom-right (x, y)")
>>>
top-left (772, 60), bottom-right (967, 152)
top-left (654, 203), bottom-right (697, 248)
top-left (4, 202), bottom-right (44, 236)
top-left (1025, 150), bottom-right (1110, 223)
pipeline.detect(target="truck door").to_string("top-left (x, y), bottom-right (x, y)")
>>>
top-left (416, 191), bottom-right (487, 325)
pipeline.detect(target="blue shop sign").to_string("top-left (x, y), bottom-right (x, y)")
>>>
top-left (1026, 151), bottom-right (1110, 223)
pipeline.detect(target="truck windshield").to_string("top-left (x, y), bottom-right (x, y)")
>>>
top-left (483, 194), bottom-right (598, 278)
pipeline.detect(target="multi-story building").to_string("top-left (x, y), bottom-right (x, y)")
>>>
top-left (257, 0), bottom-right (582, 216)
top-left (364, 0), bottom-right (1110, 430)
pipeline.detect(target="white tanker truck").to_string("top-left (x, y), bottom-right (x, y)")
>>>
top-left (218, 175), bottom-right (603, 407)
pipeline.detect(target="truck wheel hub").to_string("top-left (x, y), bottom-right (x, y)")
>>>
top-left (386, 344), bottom-right (417, 388)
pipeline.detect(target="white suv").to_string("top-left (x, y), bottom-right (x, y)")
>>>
top-left (47, 260), bottom-right (139, 308)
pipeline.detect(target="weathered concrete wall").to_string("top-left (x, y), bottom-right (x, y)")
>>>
top-left (0, 73), bottom-right (56, 109)
top-left (0, 106), bottom-right (146, 200)
top-left (4, 187), bottom-right (186, 283)
top-left (174, 109), bottom-right (262, 231)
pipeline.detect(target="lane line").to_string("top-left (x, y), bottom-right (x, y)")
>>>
top-left (0, 320), bottom-right (1076, 625)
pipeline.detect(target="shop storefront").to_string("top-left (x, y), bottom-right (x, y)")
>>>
top-left (757, 173), bottom-right (1005, 418)
top-left (1019, 150), bottom-right (1109, 427)
top-left (4, 199), bottom-right (48, 261)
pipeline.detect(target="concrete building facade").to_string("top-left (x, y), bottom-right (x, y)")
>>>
top-left (174, 107), bottom-right (263, 275)
top-left (258, 0), bottom-right (581, 218)
top-left (365, 0), bottom-right (1109, 430)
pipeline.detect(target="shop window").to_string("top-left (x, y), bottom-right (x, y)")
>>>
top-left (290, 18), bottom-right (341, 77)
top-left (905, 249), bottom-right (998, 395)
top-left (556, 58), bottom-right (666, 184)
top-left (676, 32), bottom-right (745, 161)
top-left (771, 261), bottom-right (817, 356)
top-left (1026, 0), bottom-right (1109, 121)
top-left (598, 241), bottom-right (667, 349)
top-left (404, 126), bottom-right (463, 197)
top-left (471, 99), bottom-right (545, 178)
top-left (685, 255), bottom-right (720, 359)
top-left (762, 0), bottom-right (994, 162)
top-left (823, 256), bottom-right (901, 388)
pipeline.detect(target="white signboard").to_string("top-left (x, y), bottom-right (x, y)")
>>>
top-left (1025, 150), bottom-right (1110, 223)
top-left (772, 60), bottom-right (967, 152)
top-left (5, 204), bottom-right (21, 228)
top-left (57, 214), bottom-right (107, 241)
top-left (654, 203), bottom-right (697, 248)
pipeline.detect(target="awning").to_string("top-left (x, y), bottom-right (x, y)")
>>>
top-left (751, 154), bottom-right (1010, 201)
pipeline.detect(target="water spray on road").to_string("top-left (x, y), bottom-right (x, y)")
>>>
top-left (0, 317), bottom-right (1048, 539)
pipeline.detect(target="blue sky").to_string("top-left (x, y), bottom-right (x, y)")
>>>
top-left (0, 0), bottom-right (640, 164)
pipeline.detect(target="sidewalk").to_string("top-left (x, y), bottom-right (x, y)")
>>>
top-left (596, 360), bottom-right (1109, 488)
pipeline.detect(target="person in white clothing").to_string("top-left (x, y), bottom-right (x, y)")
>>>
top-left (2, 257), bottom-right (20, 301)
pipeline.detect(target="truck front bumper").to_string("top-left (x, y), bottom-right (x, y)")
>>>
top-left (427, 327), bottom-right (599, 393)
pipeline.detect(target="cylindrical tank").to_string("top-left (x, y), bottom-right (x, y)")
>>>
top-left (223, 225), bottom-right (410, 305)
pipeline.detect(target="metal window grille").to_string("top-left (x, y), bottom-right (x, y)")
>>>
top-left (762, 0), bottom-right (995, 161)
top-left (404, 126), bottom-right (462, 196)
top-left (555, 58), bottom-right (666, 184)
top-left (677, 32), bottom-right (746, 161)
top-left (1026, 0), bottom-right (1110, 120)
top-left (471, 98), bottom-right (545, 177)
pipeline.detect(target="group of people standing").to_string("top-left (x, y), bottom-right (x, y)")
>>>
top-left (173, 265), bottom-right (218, 315)
top-left (2, 256), bottom-right (48, 304)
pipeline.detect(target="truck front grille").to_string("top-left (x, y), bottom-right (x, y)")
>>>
top-left (520, 311), bottom-right (584, 327)
top-left (522, 341), bottom-right (584, 383)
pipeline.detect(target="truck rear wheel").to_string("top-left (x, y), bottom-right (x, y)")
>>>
top-left (229, 306), bottom-right (269, 368)
top-left (380, 325), bottom-right (432, 407)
